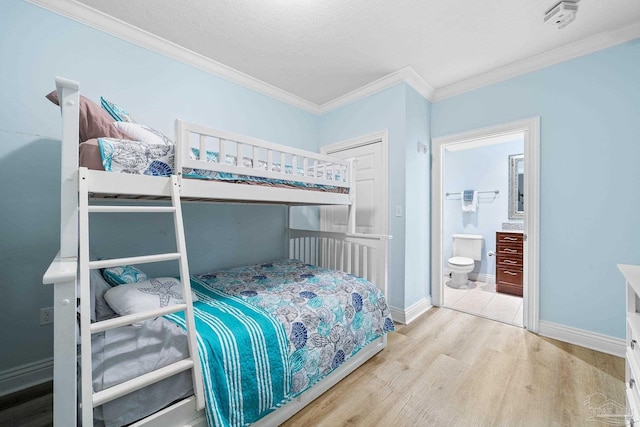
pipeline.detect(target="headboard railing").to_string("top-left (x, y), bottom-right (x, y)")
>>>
top-left (288, 229), bottom-right (390, 295)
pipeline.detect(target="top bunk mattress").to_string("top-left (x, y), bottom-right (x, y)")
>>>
top-left (79, 139), bottom-right (348, 194)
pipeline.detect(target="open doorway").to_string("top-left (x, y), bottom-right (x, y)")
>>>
top-left (431, 118), bottom-right (540, 332)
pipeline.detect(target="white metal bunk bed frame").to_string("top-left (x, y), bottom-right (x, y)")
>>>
top-left (43, 77), bottom-right (390, 427)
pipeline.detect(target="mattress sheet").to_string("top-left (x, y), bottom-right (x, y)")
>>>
top-left (91, 317), bottom-right (193, 427)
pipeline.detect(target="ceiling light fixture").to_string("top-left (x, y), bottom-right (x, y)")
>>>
top-left (544, 0), bottom-right (580, 29)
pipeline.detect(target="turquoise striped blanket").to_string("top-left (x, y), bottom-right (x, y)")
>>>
top-left (166, 277), bottom-right (291, 427)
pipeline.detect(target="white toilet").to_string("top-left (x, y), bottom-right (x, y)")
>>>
top-left (447, 234), bottom-right (484, 288)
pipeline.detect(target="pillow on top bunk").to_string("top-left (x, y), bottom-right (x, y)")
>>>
top-left (45, 91), bottom-right (133, 143)
top-left (104, 277), bottom-right (198, 317)
top-left (112, 122), bottom-right (174, 147)
top-left (100, 96), bottom-right (138, 124)
top-left (102, 265), bottom-right (148, 286)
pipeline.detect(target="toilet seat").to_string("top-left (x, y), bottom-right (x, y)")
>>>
top-left (448, 256), bottom-right (474, 267)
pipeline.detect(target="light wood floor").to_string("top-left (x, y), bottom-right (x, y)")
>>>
top-left (283, 307), bottom-right (625, 427)
top-left (1, 308), bottom-right (624, 426)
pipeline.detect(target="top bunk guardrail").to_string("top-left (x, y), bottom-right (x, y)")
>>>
top-left (52, 77), bottom-right (354, 205)
top-left (176, 120), bottom-right (351, 190)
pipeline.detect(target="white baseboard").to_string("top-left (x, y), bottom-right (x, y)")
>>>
top-left (538, 320), bottom-right (625, 358)
top-left (0, 358), bottom-right (53, 397)
top-left (469, 273), bottom-right (496, 284)
top-left (443, 270), bottom-right (496, 284)
top-left (390, 296), bottom-right (433, 324)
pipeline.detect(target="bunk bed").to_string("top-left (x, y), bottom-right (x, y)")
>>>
top-left (42, 78), bottom-right (392, 427)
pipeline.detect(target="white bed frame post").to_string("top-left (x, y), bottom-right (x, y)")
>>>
top-left (175, 119), bottom-right (185, 187)
top-left (42, 77), bottom-right (81, 427)
top-left (58, 77), bottom-right (80, 258)
top-left (347, 158), bottom-right (356, 234)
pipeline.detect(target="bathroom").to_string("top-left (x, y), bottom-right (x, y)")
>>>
top-left (442, 134), bottom-right (525, 327)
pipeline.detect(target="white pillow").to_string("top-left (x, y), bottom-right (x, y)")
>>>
top-left (112, 122), bottom-right (173, 146)
top-left (104, 277), bottom-right (198, 317)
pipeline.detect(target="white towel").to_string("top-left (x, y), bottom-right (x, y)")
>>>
top-left (462, 191), bottom-right (478, 213)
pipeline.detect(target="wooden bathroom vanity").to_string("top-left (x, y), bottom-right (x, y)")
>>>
top-left (496, 231), bottom-right (523, 296)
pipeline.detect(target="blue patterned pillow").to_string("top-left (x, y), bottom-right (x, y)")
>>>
top-left (100, 96), bottom-right (137, 123)
top-left (98, 137), bottom-right (175, 176)
top-left (103, 265), bottom-right (148, 286)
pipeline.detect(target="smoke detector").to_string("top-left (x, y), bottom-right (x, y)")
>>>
top-left (544, 0), bottom-right (580, 29)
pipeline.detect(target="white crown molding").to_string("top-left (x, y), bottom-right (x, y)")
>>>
top-left (319, 66), bottom-right (435, 114)
top-left (27, 0), bottom-right (323, 114)
top-left (402, 67), bottom-right (436, 102)
top-left (538, 320), bottom-right (625, 358)
top-left (27, 0), bottom-right (640, 112)
top-left (432, 21), bottom-right (640, 102)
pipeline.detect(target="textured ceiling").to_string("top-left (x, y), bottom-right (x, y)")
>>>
top-left (76, 0), bottom-right (640, 105)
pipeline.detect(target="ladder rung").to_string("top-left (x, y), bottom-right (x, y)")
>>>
top-left (88, 206), bottom-right (176, 213)
top-left (92, 359), bottom-right (194, 407)
top-left (89, 253), bottom-right (182, 270)
top-left (90, 304), bottom-right (188, 334)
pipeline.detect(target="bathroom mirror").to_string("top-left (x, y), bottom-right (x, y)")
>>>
top-left (508, 154), bottom-right (524, 219)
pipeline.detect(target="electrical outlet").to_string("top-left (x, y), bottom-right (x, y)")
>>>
top-left (40, 307), bottom-right (54, 325)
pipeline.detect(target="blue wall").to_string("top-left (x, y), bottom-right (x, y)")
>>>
top-left (443, 139), bottom-right (524, 276)
top-left (0, 1), bottom-right (319, 372)
top-left (319, 84), bottom-right (432, 311)
top-left (404, 87), bottom-right (431, 307)
top-left (433, 40), bottom-right (640, 338)
top-left (319, 85), bottom-right (407, 309)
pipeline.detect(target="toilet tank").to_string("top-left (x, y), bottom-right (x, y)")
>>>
top-left (452, 234), bottom-right (484, 261)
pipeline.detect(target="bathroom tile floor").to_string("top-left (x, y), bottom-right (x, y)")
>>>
top-left (443, 276), bottom-right (524, 327)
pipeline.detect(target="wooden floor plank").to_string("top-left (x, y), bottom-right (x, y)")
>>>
top-left (283, 307), bottom-right (624, 427)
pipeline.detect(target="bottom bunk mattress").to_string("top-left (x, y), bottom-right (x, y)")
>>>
top-left (92, 259), bottom-right (393, 426)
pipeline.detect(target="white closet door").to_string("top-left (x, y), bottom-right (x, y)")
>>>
top-left (321, 141), bottom-right (384, 234)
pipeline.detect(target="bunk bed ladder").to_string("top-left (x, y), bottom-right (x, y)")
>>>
top-left (78, 170), bottom-right (205, 426)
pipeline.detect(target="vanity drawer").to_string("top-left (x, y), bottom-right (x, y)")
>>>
top-left (497, 267), bottom-right (523, 296)
top-left (497, 257), bottom-right (523, 269)
top-left (497, 233), bottom-right (523, 244)
top-left (497, 267), bottom-right (523, 285)
top-left (496, 245), bottom-right (523, 257)
top-left (496, 283), bottom-right (522, 297)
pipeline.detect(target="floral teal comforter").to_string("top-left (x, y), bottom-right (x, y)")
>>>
top-left (193, 259), bottom-right (394, 395)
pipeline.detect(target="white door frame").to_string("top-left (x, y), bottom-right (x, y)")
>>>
top-left (431, 118), bottom-right (540, 332)
top-left (320, 131), bottom-right (389, 235)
